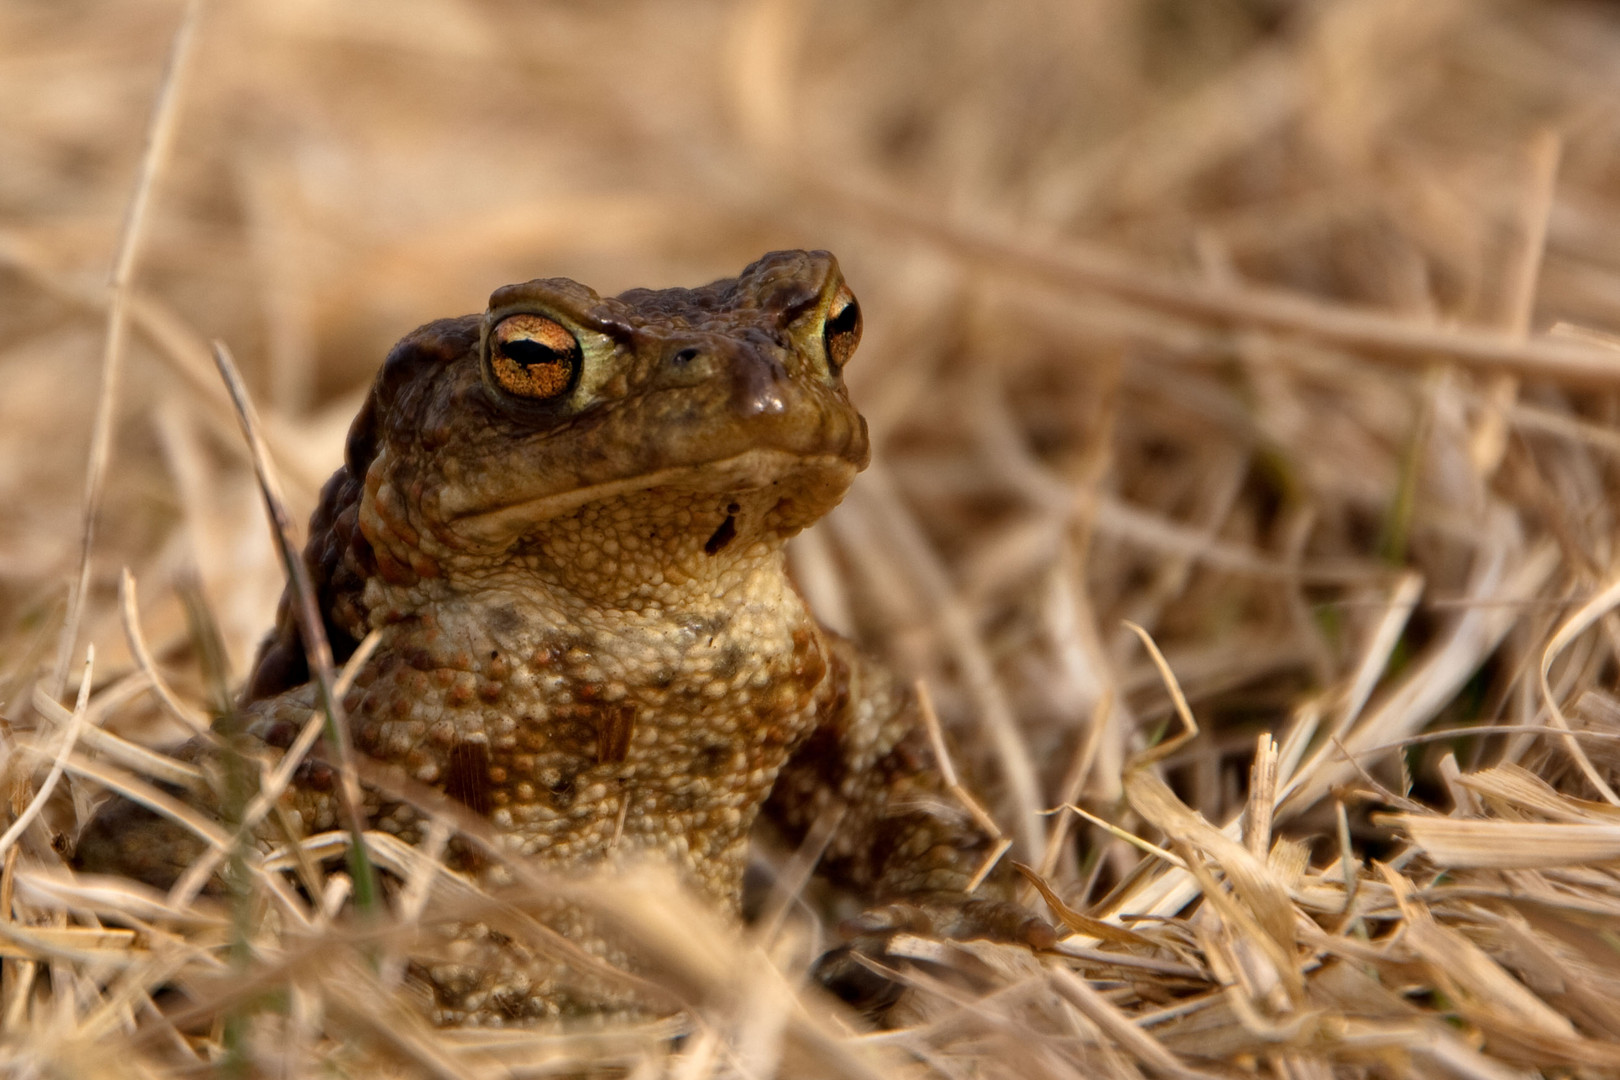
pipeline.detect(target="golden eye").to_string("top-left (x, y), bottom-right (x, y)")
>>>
top-left (489, 313), bottom-right (581, 400)
top-left (823, 283), bottom-right (861, 372)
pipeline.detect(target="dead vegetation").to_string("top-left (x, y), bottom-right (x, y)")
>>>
top-left (7, 0), bottom-right (1620, 1075)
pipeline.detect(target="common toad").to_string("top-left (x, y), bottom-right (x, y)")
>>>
top-left (78, 251), bottom-right (1049, 1023)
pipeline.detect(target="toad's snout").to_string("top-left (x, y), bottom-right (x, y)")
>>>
top-left (664, 328), bottom-right (797, 419)
top-left (634, 325), bottom-right (866, 474)
top-left (724, 331), bottom-right (793, 418)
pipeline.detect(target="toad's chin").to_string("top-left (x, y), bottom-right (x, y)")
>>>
top-left (439, 449), bottom-right (861, 549)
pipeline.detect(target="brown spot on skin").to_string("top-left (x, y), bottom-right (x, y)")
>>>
top-left (714, 644), bottom-right (746, 681)
top-left (248, 718), bottom-right (299, 749)
top-left (293, 759), bottom-right (337, 793)
top-left (704, 513), bottom-right (737, 555)
top-left (444, 741), bottom-right (494, 817)
top-left (445, 842), bottom-right (487, 876)
top-left (695, 744), bottom-right (731, 775)
top-left (550, 710), bottom-right (600, 754)
top-left (488, 606), bottom-right (522, 636)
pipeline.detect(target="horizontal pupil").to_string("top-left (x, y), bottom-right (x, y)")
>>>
top-left (828, 304), bottom-right (859, 335)
top-left (503, 337), bottom-right (570, 367)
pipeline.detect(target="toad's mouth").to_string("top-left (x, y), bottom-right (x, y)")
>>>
top-left (440, 448), bottom-right (860, 548)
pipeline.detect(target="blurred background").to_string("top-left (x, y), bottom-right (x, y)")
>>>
top-left (17, 2), bottom-right (1620, 1073)
top-left (8, 0), bottom-right (1620, 887)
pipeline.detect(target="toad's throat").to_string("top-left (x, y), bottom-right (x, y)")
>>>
top-left (442, 449), bottom-right (860, 547)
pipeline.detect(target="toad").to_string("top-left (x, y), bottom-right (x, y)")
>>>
top-left (77, 250), bottom-right (1050, 1023)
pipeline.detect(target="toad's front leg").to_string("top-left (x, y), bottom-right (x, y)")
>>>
top-left (763, 635), bottom-right (1054, 1005)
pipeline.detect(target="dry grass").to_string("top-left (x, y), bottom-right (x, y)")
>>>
top-left (7, 0), bottom-right (1620, 1075)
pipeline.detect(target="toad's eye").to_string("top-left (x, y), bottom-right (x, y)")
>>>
top-left (489, 313), bottom-right (581, 400)
top-left (823, 284), bottom-right (862, 372)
